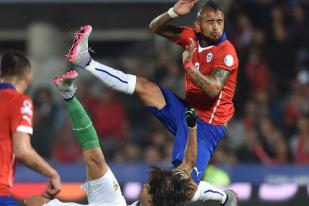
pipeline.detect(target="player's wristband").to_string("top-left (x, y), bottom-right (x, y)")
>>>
top-left (167, 7), bottom-right (179, 18)
top-left (184, 61), bottom-right (194, 70)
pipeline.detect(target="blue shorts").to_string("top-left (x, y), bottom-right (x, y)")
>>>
top-left (0, 196), bottom-right (18, 206)
top-left (147, 87), bottom-right (226, 183)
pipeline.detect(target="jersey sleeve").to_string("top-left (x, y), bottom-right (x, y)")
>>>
top-left (9, 96), bottom-right (33, 135)
top-left (174, 26), bottom-right (196, 47)
top-left (213, 42), bottom-right (238, 71)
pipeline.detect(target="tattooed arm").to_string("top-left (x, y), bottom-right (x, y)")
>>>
top-left (182, 39), bottom-right (231, 98)
top-left (187, 67), bottom-right (230, 98)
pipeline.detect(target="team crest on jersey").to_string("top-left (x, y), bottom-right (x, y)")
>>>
top-left (206, 52), bottom-right (213, 63)
top-left (21, 100), bottom-right (33, 116)
top-left (224, 54), bottom-right (234, 67)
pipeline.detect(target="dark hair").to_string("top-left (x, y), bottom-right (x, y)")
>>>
top-left (148, 166), bottom-right (195, 206)
top-left (203, 1), bottom-right (221, 11)
top-left (0, 51), bottom-right (31, 79)
top-left (198, 1), bottom-right (223, 18)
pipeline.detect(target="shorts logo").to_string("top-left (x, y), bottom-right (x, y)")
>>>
top-left (224, 54), bottom-right (234, 67)
top-left (206, 52), bottom-right (213, 63)
top-left (194, 167), bottom-right (202, 177)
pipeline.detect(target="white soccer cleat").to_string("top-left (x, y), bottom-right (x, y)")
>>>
top-left (66, 25), bottom-right (92, 68)
top-left (53, 70), bottom-right (78, 100)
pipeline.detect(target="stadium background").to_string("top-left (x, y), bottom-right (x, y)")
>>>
top-left (0, 0), bottom-right (308, 205)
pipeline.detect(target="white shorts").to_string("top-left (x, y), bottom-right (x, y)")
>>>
top-left (45, 169), bottom-right (127, 206)
top-left (81, 168), bottom-right (127, 206)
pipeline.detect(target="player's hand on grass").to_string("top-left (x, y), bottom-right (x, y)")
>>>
top-left (185, 108), bottom-right (198, 128)
top-left (183, 38), bottom-right (196, 70)
top-left (24, 195), bottom-right (49, 206)
top-left (43, 173), bottom-right (61, 199)
top-left (173, 0), bottom-right (199, 16)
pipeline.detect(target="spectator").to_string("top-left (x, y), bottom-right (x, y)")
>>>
top-left (32, 86), bottom-right (63, 158)
top-left (87, 86), bottom-right (129, 140)
top-left (244, 47), bottom-right (271, 94)
top-left (290, 114), bottom-right (309, 164)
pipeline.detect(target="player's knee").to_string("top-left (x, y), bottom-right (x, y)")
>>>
top-left (84, 149), bottom-right (106, 168)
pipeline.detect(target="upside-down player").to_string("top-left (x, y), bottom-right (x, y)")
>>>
top-left (24, 70), bottom-right (232, 206)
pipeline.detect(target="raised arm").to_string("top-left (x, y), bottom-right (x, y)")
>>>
top-left (183, 39), bottom-right (230, 98)
top-left (149, 0), bottom-right (199, 41)
top-left (177, 108), bottom-right (198, 175)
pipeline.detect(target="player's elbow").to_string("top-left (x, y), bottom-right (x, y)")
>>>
top-left (14, 145), bottom-right (31, 160)
top-left (208, 90), bottom-right (220, 98)
top-left (206, 83), bottom-right (222, 98)
top-left (148, 21), bottom-right (159, 33)
top-left (14, 149), bottom-right (24, 160)
top-left (148, 19), bottom-right (165, 34)
top-left (188, 157), bottom-right (197, 168)
top-left (203, 89), bottom-right (220, 99)
top-left (184, 157), bottom-right (197, 171)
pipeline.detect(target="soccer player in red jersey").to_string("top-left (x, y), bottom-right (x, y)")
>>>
top-left (0, 52), bottom-right (61, 205)
top-left (65, 24), bottom-right (238, 205)
top-left (149, 0), bottom-right (239, 126)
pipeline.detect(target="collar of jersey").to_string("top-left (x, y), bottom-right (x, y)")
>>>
top-left (195, 32), bottom-right (227, 47)
top-left (0, 82), bottom-right (16, 90)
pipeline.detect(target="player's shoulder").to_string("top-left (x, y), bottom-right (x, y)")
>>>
top-left (215, 40), bottom-right (238, 57)
top-left (1, 89), bottom-right (20, 102)
top-left (216, 40), bottom-right (236, 50)
top-left (13, 92), bottom-right (31, 102)
top-left (10, 92), bottom-right (33, 108)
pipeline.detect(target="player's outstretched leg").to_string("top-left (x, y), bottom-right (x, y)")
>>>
top-left (66, 25), bottom-right (166, 110)
top-left (66, 25), bottom-right (136, 94)
top-left (53, 70), bottom-right (108, 180)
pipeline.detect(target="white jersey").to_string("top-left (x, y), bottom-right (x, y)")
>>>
top-left (44, 169), bottom-right (134, 206)
top-left (191, 181), bottom-right (227, 203)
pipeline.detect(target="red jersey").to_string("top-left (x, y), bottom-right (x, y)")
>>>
top-left (174, 27), bottom-right (239, 125)
top-left (0, 83), bottom-right (33, 195)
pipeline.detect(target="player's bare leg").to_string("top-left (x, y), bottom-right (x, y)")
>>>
top-left (25, 70), bottom-right (127, 206)
top-left (134, 76), bottom-right (166, 109)
top-left (66, 25), bottom-right (166, 109)
top-left (53, 70), bottom-right (108, 180)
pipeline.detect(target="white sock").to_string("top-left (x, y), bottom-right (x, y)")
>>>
top-left (85, 59), bottom-right (136, 94)
top-left (191, 181), bottom-right (227, 204)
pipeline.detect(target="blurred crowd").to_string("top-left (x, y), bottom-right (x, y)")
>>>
top-left (29, 0), bottom-right (309, 166)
